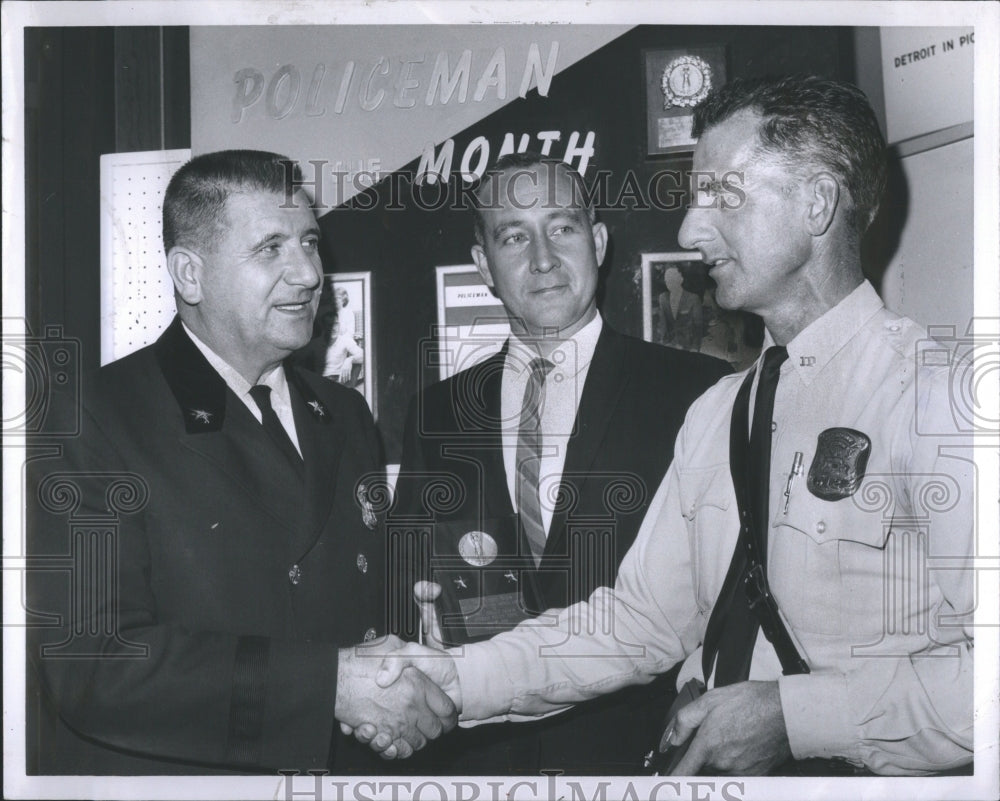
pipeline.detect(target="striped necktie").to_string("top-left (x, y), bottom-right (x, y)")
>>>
top-left (515, 357), bottom-right (554, 566)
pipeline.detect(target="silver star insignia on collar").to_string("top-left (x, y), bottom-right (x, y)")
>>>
top-left (189, 409), bottom-right (213, 424)
top-left (307, 400), bottom-right (326, 417)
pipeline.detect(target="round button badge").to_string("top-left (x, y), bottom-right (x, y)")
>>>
top-left (458, 530), bottom-right (499, 567)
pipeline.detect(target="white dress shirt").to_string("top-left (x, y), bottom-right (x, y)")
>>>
top-left (500, 315), bottom-right (603, 536)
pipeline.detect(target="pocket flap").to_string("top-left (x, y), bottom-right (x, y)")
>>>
top-left (679, 465), bottom-right (732, 521)
top-left (776, 485), bottom-right (888, 548)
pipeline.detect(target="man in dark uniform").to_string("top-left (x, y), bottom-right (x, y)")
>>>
top-left (388, 153), bottom-right (730, 774)
top-left (26, 150), bottom-right (455, 775)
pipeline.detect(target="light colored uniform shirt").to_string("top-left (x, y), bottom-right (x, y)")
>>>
top-left (455, 282), bottom-right (974, 775)
top-left (182, 322), bottom-right (302, 455)
top-left (500, 314), bottom-right (602, 536)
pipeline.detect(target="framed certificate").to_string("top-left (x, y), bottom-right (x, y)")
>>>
top-left (644, 45), bottom-right (727, 156)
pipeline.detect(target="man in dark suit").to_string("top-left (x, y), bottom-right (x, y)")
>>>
top-left (388, 153), bottom-right (730, 774)
top-left (26, 150), bottom-right (455, 775)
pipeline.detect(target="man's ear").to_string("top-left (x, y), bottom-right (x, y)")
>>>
top-left (166, 247), bottom-right (204, 305)
top-left (591, 221), bottom-right (608, 266)
top-left (471, 244), bottom-right (495, 290)
top-left (805, 172), bottom-right (840, 236)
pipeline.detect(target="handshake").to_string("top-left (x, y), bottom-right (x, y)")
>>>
top-left (335, 582), bottom-right (460, 759)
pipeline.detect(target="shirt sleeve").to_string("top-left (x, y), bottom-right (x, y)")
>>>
top-left (455, 425), bottom-right (704, 722)
top-left (778, 365), bottom-right (975, 774)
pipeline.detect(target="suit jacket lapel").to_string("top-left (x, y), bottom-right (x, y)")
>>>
top-left (453, 347), bottom-right (513, 520)
top-left (543, 327), bottom-right (628, 559)
top-left (154, 318), bottom-right (302, 531)
top-left (287, 369), bottom-right (346, 559)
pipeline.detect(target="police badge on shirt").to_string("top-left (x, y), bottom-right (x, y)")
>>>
top-left (807, 428), bottom-right (872, 501)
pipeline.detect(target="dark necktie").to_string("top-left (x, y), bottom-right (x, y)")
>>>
top-left (704, 345), bottom-right (788, 686)
top-left (515, 357), bottom-right (554, 566)
top-left (248, 384), bottom-right (304, 478)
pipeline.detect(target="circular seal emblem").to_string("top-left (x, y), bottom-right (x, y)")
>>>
top-left (661, 55), bottom-right (713, 109)
top-left (458, 530), bottom-right (499, 567)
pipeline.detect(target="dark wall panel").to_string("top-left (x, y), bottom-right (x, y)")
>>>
top-left (24, 27), bottom-right (190, 373)
top-left (25, 28), bottom-right (117, 374)
top-left (162, 27), bottom-right (192, 151)
top-left (115, 28), bottom-right (164, 152)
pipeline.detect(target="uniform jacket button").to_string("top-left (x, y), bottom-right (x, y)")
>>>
top-left (288, 564), bottom-right (302, 585)
top-left (363, 627), bottom-right (378, 642)
top-left (815, 521), bottom-right (826, 534)
top-left (356, 553), bottom-right (368, 574)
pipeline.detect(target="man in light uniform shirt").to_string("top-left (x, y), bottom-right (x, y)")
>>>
top-left (374, 77), bottom-right (974, 776)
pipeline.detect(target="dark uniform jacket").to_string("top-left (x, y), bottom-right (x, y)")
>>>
top-left (391, 324), bottom-right (730, 775)
top-left (27, 318), bottom-right (388, 775)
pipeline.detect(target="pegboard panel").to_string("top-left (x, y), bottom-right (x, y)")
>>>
top-left (100, 149), bottom-right (190, 365)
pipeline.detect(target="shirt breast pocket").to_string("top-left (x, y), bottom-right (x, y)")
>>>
top-left (678, 465), bottom-right (736, 613)
top-left (773, 485), bottom-right (889, 637)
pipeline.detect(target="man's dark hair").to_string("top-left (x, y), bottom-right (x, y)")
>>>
top-left (471, 151), bottom-right (596, 245)
top-left (692, 75), bottom-right (887, 236)
top-left (162, 149), bottom-right (305, 253)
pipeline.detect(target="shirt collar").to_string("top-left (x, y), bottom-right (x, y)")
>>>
top-left (768, 280), bottom-right (885, 385)
top-left (507, 314), bottom-right (604, 378)
top-left (181, 321), bottom-right (286, 399)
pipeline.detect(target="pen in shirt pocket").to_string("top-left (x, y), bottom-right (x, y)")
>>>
top-left (783, 451), bottom-right (804, 515)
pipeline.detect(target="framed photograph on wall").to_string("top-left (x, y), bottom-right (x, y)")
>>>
top-left (291, 271), bottom-right (375, 415)
top-left (641, 252), bottom-right (763, 371)
top-left (644, 45), bottom-right (727, 156)
top-left (434, 265), bottom-right (509, 380)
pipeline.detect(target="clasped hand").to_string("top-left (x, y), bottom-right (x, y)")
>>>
top-left (335, 632), bottom-right (457, 759)
top-left (338, 584), bottom-right (460, 759)
top-left (339, 588), bottom-right (793, 770)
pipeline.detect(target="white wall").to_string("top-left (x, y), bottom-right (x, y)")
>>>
top-left (854, 26), bottom-right (974, 331)
top-left (880, 137), bottom-right (974, 330)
